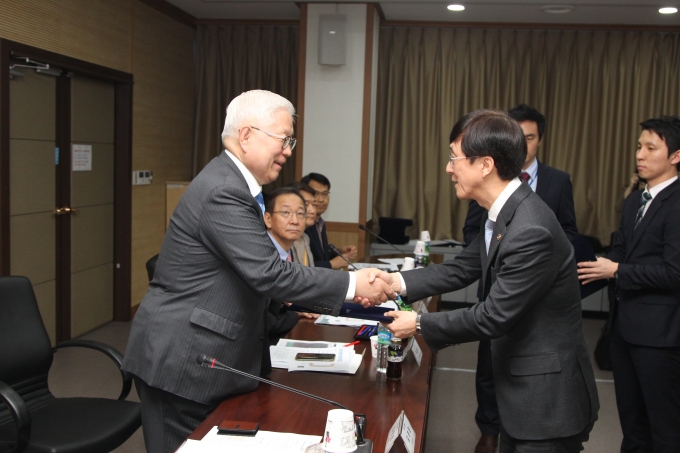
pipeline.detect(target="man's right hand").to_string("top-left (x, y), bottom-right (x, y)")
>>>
top-left (354, 268), bottom-right (397, 307)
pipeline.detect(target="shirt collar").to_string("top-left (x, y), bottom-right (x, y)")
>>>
top-left (646, 175), bottom-right (677, 199)
top-left (224, 149), bottom-right (262, 197)
top-left (524, 158), bottom-right (538, 182)
top-left (487, 178), bottom-right (522, 222)
top-left (267, 232), bottom-right (290, 260)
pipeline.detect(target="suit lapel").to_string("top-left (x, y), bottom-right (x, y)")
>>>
top-left (626, 181), bottom-right (678, 259)
top-left (481, 183), bottom-right (532, 295)
top-left (220, 152), bottom-right (264, 220)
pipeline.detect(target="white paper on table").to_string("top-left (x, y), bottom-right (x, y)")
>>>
top-left (269, 346), bottom-right (347, 369)
top-left (176, 427), bottom-right (321, 453)
top-left (350, 262), bottom-right (395, 271)
top-left (275, 339), bottom-right (343, 349)
top-left (377, 258), bottom-right (405, 269)
top-left (314, 315), bottom-right (378, 327)
top-left (288, 349), bottom-right (364, 374)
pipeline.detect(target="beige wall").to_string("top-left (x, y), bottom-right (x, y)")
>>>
top-left (0, 0), bottom-right (195, 308)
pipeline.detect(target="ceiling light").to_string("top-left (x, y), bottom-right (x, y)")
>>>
top-left (659, 7), bottom-right (678, 14)
top-left (447, 4), bottom-right (465, 12)
top-left (540, 5), bottom-right (575, 14)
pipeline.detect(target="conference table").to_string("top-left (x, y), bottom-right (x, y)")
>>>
top-left (184, 296), bottom-right (440, 453)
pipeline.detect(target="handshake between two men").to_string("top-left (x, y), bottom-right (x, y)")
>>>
top-left (354, 269), bottom-right (417, 338)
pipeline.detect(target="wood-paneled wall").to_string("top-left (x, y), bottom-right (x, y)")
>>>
top-left (0, 0), bottom-right (195, 308)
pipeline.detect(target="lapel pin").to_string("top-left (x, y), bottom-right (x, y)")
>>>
top-left (496, 234), bottom-right (502, 241)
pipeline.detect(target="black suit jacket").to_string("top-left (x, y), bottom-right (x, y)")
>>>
top-left (606, 179), bottom-right (680, 347)
top-left (403, 184), bottom-right (599, 440)
top-left (305, 220), bottom-right (337, 269)
top-left (463, 161), bottom-right (578, 245)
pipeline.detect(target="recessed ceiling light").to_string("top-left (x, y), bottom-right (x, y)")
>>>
top-left (447, 4), bottom-right (465, 12)
top-left (659, 7), bottom-right (678, 14)
top-left (540, 5), bottom-right (576, 14)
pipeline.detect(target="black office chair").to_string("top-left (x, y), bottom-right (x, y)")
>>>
top-left (0, 276), bottom-right (141, 453)
top-left (145, 253), bottom-right (159, 282)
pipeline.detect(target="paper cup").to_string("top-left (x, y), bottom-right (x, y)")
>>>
top-left (369, 335), bottom-right (378, 358)
top-left (401, 257), bottom-right (415, 271)
top-left (413, 240), bottom-right (426, 255)
top-left (420, 230), bottom-right (430, 242)
top-left (323, 409), bottom-right (357, 453)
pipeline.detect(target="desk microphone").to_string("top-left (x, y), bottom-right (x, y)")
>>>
top-left (197, 354), bottom-right (369, 448)
top-left (358, 224), bottom-right (407, 258)
top-left (328, 244), bottom-right (358, 271)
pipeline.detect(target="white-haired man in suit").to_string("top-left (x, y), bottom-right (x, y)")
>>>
top-left (122, 90), bottom-right (394, 453)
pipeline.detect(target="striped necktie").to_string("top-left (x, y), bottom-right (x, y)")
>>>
top-left (634, 190), bottom-right (652, 230)
top-left (485, 218), bottom-right (496, 254)
top-left (254, 192), bottom-right (265, 214)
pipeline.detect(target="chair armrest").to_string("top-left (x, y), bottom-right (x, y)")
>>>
top-left (0, 380), bottom-right (31, 453)
top-left (53, 340), bottom-right (133, 401)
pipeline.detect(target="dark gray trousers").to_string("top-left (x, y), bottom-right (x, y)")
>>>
top-left (134, 378), bottom-right (218, 453)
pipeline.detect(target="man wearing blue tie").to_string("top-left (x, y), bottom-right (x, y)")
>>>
top-left (382, 109), bottom-right (598, 453)
top-left (578, 116), bottom-right (680, 453)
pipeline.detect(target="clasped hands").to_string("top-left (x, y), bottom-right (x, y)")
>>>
top-left (353, 268), bottom-right (400, 308)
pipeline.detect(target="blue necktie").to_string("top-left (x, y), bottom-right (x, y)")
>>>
top-left (634, 190), bottom-right (652, 230)
top-left (485, 218), bottom-right (495, 254)
top-left (254, 192), bottom-right (265, 214)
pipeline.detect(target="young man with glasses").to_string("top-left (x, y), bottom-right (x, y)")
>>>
top-left (301, 172), bottom-right (358, 269)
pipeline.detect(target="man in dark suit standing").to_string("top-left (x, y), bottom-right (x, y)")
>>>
top-left (300, 172), bottom-right (357, 269)
top-left (578, 116), bottom-right (680, 453)
top-left (121, 90), bottom-right (394, 453)
top-left (383, 109), bottom-right (598, 452)
top-left (462, 104), bottom-right (578, 453)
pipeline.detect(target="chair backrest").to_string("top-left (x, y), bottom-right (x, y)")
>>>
top-left (0, 276), bottom-right (54, 422)
top-left (146, 254), bottom-right (159, 282)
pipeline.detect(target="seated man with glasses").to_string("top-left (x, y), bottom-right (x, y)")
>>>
top-left (263, 186), bottom-right (309, 346)
top-left (300, 172), bottom-right (357, 269)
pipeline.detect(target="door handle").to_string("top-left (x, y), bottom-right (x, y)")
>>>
top-left (54, 207), bottom-right (78, 215)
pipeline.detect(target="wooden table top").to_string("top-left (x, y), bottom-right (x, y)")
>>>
top-left (186, 297), bottom-right (439, 453)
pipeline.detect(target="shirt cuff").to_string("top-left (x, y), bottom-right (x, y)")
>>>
top-left (398, 272), bottom-right (407, 296)
top-left (345, 271), bottom-right (357, 301)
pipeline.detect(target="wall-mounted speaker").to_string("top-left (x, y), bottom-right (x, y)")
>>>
top-left (318, 14), bottom-right (346, 66)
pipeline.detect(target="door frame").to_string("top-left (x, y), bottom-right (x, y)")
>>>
top-left (0, 39), bottom-right (134, 338)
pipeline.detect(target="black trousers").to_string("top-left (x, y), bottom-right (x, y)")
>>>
top-left (475, 339), bottom-right (501, 436)
top-left (610, 320), bottom-right (680, 453)
top-left (134, 378), bottom-right (219, 453)
top-left (499, 423), bottom-right (593, 453)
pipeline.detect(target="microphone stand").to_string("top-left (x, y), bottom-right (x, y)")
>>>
top-left (197, 354), bottom-right (371, 451)
top-left (328, 244), bottom-right (358, 271)
top-left (359, 225), bottom-right (408, 258)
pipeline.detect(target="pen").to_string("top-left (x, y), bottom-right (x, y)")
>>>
top-left (356, 325), bottom-right (367, 336)
top-left (344, 341), bottom-right (360, 347)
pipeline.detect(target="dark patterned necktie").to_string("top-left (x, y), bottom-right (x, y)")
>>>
top-left (634, 190), bottom-right (652, 230)
top-left (519, 172), bottom-right (530, 184)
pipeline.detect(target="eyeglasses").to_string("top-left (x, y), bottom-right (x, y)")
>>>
top-left (314, 191), bottom-right (330, 199)
top-left (271, 210), bottom-right (306, 219)
top-left (250, 126), bottom-right (296, 150)
top-left (448, 153), bottom-right (472, 166)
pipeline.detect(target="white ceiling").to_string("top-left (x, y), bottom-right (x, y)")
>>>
top-left (164, 0), bottom-right (680, 25)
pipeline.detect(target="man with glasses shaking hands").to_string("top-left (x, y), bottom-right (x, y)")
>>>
top-left (122, 90), bottom-right (395, 453)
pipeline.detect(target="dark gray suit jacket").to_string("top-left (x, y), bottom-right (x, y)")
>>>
top-left (403, 183), bottom-right (598, 440)
top-left (122, 153), bottom-right (348, 405)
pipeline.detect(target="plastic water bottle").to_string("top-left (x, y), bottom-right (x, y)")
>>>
top-left (420, 231), bottom-right (431, 267)
top-left (414, 240), bottom-right (428, 268)
top-left (376, 324), bottom-right (392, 373)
